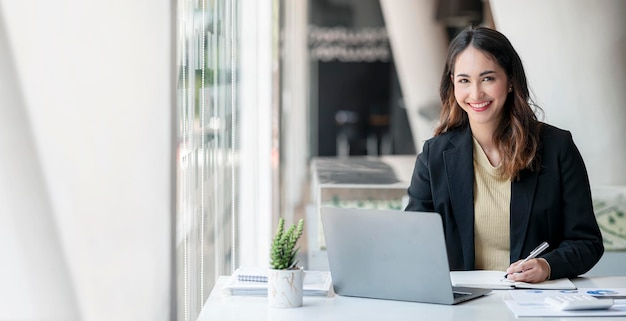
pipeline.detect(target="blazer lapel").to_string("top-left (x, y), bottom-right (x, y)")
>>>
top-left (510, 168), bottom-right (539, 261)
top-left (443, 126), bottom-right (476, 269)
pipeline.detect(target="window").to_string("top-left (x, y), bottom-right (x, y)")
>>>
top-left (175, 0), bottom-right (239, 320)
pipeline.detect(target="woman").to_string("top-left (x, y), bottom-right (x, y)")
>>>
top-left (405, 26), bottom-right (603, 283)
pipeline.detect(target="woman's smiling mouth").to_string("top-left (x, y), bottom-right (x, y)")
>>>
top-left (468, 101), bottom-right (492, 111)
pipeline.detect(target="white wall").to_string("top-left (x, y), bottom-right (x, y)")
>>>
top-left (0, 1), bottom-right (172, 320)
top-left (490, 0), bottom-right (626, 186)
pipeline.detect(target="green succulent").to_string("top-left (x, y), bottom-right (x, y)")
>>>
top-left (270, 218), bottom-right (304, 270)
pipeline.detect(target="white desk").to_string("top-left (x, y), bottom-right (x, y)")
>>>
top-left (197, 276), bottom-right (626, 321)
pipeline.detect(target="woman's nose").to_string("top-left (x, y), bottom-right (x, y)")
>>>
top-left (470, 84), bottom-right (483, 100)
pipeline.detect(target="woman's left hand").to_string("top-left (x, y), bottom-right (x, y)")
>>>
top-left (505, 258), bottom-right (551, 283)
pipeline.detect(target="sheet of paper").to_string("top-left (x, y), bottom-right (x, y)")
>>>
top-left (450, 270), bottom-right (513, 289)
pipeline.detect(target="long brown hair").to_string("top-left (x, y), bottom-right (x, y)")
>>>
top-left (435, 26), bottom-right (542, 180)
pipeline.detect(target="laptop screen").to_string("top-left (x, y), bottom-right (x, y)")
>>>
top-left (321, 207), bottom-right (489, 304)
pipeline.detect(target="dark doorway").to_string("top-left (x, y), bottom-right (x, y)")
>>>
top-left (309, 0), bottom-right (415, 157)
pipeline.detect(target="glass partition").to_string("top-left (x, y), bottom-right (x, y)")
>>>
top-left (175, 0), bottom-right (239, 320)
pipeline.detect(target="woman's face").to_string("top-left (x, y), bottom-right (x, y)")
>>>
top-left (451, 46), bottom-right (510, 130)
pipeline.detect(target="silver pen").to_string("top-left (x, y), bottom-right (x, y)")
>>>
top-left (520, 241), bottom-right (549, 265)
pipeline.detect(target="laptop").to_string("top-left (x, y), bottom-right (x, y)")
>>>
top-left (320, 207), bottom-right (491, 305)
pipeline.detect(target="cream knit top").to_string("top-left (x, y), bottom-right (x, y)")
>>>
top-left (472, 137), bottom-right (511, 271)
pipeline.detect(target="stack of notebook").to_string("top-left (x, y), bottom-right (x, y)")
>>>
top-left (221, 266), bottom-right (333, 297)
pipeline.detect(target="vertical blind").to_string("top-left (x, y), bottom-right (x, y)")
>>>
top-left (175, 0), bottom-right (239, 320)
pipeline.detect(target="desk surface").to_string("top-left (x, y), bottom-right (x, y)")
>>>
top-left (197, 276), bottom-right (626, 321)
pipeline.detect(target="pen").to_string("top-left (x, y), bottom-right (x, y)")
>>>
top-left (520, 241), bottom-right (549, 265)
top-left (505, 241), bottom-right (549, 278)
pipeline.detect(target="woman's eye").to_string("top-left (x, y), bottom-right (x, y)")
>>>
top-left (458, 79), bottom-right (469, 84)
top-left (482, 76), bottom-right (494, 82)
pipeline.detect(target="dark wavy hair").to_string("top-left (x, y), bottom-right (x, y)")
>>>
top-left (435, 26), bottom-right (542, 180)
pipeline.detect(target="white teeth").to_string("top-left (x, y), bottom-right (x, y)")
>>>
top-left (469, 101), bottom-right (490, 108)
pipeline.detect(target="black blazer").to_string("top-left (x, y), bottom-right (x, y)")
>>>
top-left (405, 123), bottom-right (604, 279)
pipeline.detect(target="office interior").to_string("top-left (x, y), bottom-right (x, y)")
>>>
top-left (1, 0), bottom-right (625, 320)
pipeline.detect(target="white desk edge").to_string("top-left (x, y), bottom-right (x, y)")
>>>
top-left (197, 275), bottom-right (626, 321)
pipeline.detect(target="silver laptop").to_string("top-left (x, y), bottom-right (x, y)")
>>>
top-left (320, 207), bottom-right (491, 305)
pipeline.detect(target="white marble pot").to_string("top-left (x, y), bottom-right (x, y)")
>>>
top-left (267, 267), bottom-right (304, 308)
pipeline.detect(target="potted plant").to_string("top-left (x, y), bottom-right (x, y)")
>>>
top-left (268, 217), bottom-right (305, 308)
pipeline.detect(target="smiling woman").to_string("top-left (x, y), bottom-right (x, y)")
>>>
top-left (405, 25), bottom-right (604, 285)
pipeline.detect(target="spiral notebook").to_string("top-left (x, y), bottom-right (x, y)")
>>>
top-left (450, 270), bottom-right (576, 290)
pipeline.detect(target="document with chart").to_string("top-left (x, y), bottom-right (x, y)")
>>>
top-left (504, 288), bottom-right (626, 317)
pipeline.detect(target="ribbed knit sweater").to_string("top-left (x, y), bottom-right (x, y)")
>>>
top-left (472, 137), bottom-right (511, 271)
